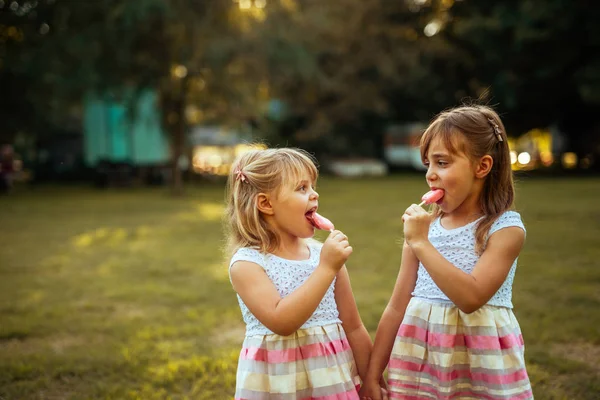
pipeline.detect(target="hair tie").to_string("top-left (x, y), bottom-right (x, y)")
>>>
top-left (234, 168), bottom-right (247, 182)
top-left (488, 118), bottom-right (503, 142)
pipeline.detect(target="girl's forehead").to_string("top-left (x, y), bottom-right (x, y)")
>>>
top-left (425, 137), bottom-right (452, 157)
top-left (285, 166), bottom-right (317, 183)
top-left (425, 133), bottom-right (466, 158)
top-left (427, 137), bottom-right (448, 151)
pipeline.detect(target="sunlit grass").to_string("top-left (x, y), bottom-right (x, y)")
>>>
top-left (0, 177), bottom-right (599, 399)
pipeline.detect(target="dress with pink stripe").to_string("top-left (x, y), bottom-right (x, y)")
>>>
top-left (388, 212), bottom-right (533, 399)
top-left (230, 243), bottom-right (360, 399)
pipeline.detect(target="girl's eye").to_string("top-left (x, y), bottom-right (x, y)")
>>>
top-left (438, 161), bottom-right (448, 166)
top-left (299, 185), bottom-right (306, 191)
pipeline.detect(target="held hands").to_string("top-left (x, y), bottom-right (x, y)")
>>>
top-left (359, 377), bottom-right (389, 400)
top-left (402, 204), bottom-right (433, 247)
top-left (320, 230), bottom-right (353, 272)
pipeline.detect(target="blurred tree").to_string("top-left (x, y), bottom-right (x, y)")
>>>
top-left (247, 0), bottom-right (442, 158)
top-left (438, 0), bottom-right (600, 156)
top-left (3, 0), bottom-right (599, 170)
top-left (1, 0), bottom-right (264, 193)
top-left (252, 0), bottom-right (600, 159)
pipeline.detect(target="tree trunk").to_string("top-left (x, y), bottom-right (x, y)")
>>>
top-left (171, 115), bottom-right (185, 196)
top-left (171, 120), bottom-right (185, 196)
top-left (166, 78), bottom-right (188, 196)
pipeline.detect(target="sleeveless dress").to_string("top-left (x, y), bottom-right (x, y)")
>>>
top-left (388, 211), bottom-right (533, 399)
top-left (230, 242), bottom-right (360, 399)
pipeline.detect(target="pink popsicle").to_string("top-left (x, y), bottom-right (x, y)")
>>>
top-left (308, 212), bottom-right (335, 231)
top-left (418, 189), bottom-right (444, 206)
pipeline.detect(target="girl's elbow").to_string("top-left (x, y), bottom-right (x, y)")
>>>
top-left (266, 321), bottom-right (298, 336)
top-left (458, 298), bottom-right (486, 314)
top-left (272, 328), bottom-right (295, 336)
top-left (458, 304), bottom-right (479, 314)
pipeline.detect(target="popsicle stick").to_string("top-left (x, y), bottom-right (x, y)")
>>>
top-left (418, 200), bottom-right (426, 207)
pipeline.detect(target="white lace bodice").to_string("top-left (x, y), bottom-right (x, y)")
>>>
top-left (229, 242), bottom-right (341, 336)
top-left (412, 211), bottom-right (525, 308)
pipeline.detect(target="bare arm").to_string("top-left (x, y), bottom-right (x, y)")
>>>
top-left (364, 242), bottom-right (419, 385)
top-left (231, 261), bottom-right (338, 336)
top-left (334, 266), bottom-right (372, 382)
top-left (231, 230), bottom-right (353, 336)
top-left (410, 227), bottom-right (525, 313)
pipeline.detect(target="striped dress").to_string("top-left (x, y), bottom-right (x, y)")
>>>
top-left (230, 244), bottom-right (360, 399)
top-left (388, 211), bottom-right (533, 399)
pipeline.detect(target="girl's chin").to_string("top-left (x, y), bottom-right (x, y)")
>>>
top-left (300, 223), bottom-right (316, 238)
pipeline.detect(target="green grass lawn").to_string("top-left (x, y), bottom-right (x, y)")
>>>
top-left (1, 176), bottom-right (599, 399)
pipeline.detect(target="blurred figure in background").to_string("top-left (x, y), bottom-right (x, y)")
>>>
top-left (0, 144), bottom-right (15, 194)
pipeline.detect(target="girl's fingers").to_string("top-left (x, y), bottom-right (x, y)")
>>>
top-left (405, 203), bottom-right (420, 215)
top-left (332, 230), bottom-right (347, 239)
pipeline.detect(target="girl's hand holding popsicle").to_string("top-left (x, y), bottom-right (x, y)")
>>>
top-left (402, 189), bottom-right (444, 246)
top-left (308, 212), bottom-right (350, 272)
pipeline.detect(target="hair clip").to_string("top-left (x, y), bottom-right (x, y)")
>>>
top-left (234, 169), bottom-right (247, 182)
top-left (488, 118), bottom-right (503, 142)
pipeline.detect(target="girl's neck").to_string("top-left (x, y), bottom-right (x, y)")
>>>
top-left (442, 195), bottom-right (484, 229)
top-left (272, 235), bottom-right (310, 261)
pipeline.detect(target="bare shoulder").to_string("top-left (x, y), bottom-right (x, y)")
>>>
top-left (486, 226), bottom-right (525, 255)
top-left (230, 260), bottom-right (268, 291)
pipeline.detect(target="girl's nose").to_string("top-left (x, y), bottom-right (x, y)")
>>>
top-left (310, 189), bottom-right (319, 200)
top-left (426, 167), bottom-right (437, 183)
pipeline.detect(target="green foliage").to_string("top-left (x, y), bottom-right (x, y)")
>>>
top-left (2, 0), bottom-right (600, 155)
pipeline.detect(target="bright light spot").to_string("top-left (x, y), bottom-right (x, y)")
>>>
top-left (540, 151), bottom-right (553, 167)
top-left (239, 0), bottom-right (251, 9)
top-left (510, 151), bottom-right (517, 165)
top-left (414, 0), bottom-right (427, 5)
top-left (234, 143), bottom-right (267, 156)
top-left (562, 152), bottom-right (577, 169)
top-left (255, 0), bottom-right (266, 8)
top-left (39, 22), bottom-right (49, 35)
top-left (191, 144), bottom-right (267, 176)
top-left (192, 146), bottom-right (230, 175)
top-left (172, 64), bottom-right (188, 79)
top-left (424, 21), bottom-right (441, 37)
top-left (9, 1), bottom-right (18, 11)
top-left (517, 152), bottom-right (531, 165)
top-left (185, 105), bottom-right (203, 124)
top-left (207, 154), bottom-right (222, 168)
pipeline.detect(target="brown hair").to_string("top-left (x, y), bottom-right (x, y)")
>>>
top-left (420, 105), bottom-right (514, 254)
top-left (224, 147), bottom-right (319, 257)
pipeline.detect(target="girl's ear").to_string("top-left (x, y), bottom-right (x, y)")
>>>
top-left (475, 155), bottom-right (494, 178)
top-left (256, 193), bottom-right (274, 215)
